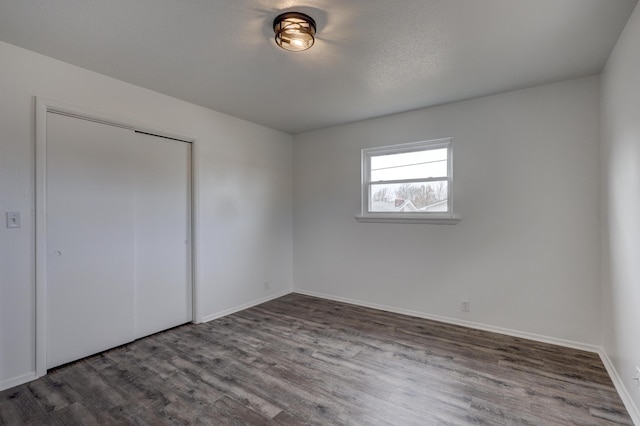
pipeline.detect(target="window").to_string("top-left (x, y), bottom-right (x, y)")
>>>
top-left (357, 138), bottom-right (459, 224)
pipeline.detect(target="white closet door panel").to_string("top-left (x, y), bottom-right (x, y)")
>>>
top-left (46, 113), bottom-right (135, 368)
top-left (133, 133), bottom-right (191, 338)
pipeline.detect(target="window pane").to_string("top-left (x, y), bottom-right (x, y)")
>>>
top-left (370, 148), bottom-right (447, 182)
top-left (369, 181), bottom-right (448, 212)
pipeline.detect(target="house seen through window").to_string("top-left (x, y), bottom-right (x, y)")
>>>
top-left (359, 138), bottom-right (457, 223)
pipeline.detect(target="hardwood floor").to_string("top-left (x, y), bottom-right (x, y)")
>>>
top-left (0, 293), bottom-right (632, 425)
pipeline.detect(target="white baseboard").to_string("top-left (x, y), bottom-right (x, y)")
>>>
top-left (199, 289), bottom-right (293, 323)
top-left (0, 371), bottom-right (38, 392)
top-left (0, 290), bottom-right (292, 392)
top-left (598, 350), bottom-right (640, 425)
top-left (5, 289), bottom-right (637, 424)
top-left (294, 289), bottom-right (640, 424)
top-left (293, 289), bottom-right (600, 353)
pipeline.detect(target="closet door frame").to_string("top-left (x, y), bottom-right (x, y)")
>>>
top-left (34, 97), bottom-right (201, 377)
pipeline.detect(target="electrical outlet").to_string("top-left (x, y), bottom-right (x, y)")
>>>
top-left (633, 366), bottom-right (640, 387)
top-left (461, 300), bottom-right (471, 312)
top-left (264, 281), bottom-right (270, 291)
top-left (6, 212), bottom-right (20, 228)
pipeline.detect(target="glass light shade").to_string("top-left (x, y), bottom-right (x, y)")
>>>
top-left (273, 12), bottom-right (316, 52)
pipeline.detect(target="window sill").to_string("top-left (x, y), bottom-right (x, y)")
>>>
top-left (355, 214), bottom-right (460, 224)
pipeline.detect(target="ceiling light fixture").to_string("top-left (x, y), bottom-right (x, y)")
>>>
top-left (273, 12), bottom-right (316, 52)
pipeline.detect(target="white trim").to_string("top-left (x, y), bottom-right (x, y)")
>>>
top-left (355, 214), bottom-right (460, 224)
top-left (0, 372), bottom-right (39, 392)
top-left (295, 289), bottom-right (640, 421)
top-left (39, 102), bottom-right (194, 143)
top-left (360, 137), bottom-right (457, 223)
top-left (293, 289), bottom-right (600, 353)
top-left (598, 350), bottom-right (640, 425)
top-left (35, 99), bottom-right (48, 377)
top-left (13, 276), bottom-right (640, 422)
top-left (191, 139), bottom-right (203, 324)
top-left (200, 289), bottom-right (293, 323)
top-left (34, 97), bottom-right (201, 377)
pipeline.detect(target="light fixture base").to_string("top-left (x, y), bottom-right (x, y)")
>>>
top-left (273, 12), bottom-right (316, 52)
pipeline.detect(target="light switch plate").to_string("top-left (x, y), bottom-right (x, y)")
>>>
top-left (6, 212), bottom-right (21, 228)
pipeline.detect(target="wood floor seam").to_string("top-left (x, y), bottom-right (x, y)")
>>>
top-left (0, 293), bottom-right (632, 425)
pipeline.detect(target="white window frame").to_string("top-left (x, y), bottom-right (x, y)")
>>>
top-left (356, 138), bottom-right (460, 224)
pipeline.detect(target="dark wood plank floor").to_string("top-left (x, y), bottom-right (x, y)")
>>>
top-left (0, 293), bottom-right (632, 425)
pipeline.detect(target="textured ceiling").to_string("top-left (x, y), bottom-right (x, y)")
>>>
top-left (0, 0), bottom-right (637, 134)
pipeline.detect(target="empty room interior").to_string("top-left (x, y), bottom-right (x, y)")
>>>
top-left (1, 0), bottom-right (640, 424)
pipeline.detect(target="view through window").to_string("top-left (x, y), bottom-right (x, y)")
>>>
top-left (362, 138), bottom-right (452, 216)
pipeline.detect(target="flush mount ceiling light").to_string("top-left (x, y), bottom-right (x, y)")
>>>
top-left (273, 12), bottom-right (316, 52)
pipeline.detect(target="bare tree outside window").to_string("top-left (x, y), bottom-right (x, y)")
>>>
top-left (363, 139), bottom-right (452, 215)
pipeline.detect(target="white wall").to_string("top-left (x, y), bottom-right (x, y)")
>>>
top-left (0, 41), bottom-right (293, 390)
top-left (293, 76), bottom-right (601, 347)
top-left (601, 1), bottom-right (640, 420)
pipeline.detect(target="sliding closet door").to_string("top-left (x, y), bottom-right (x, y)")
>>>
top-left (132, 132), bottom-right (191, 339)
top-left (46, 112), bottom-right (191, 369)
top-left (46, 113), bottom-right (136, 368)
